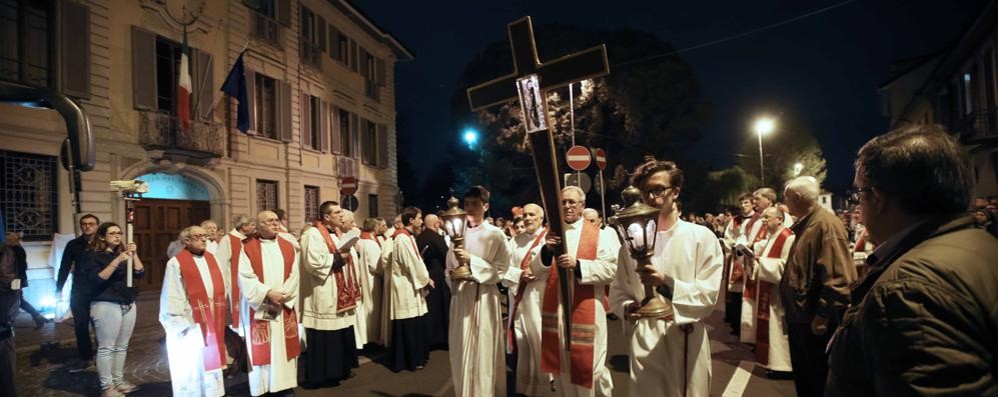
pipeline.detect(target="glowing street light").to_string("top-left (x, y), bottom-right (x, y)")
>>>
top-left (793, 162), bottom-right (804, 176)
top-left (462, 128), bottom-right (479, 148)
top-left (753, 117), bottom-right (776, 185)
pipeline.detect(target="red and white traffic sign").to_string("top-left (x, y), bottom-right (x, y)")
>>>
top-left (340, 176), bottom-right (358, 196)
top-left (594, 148), bottom-right (607, 170)
top-left (566, 145), bottom-right (591, 171)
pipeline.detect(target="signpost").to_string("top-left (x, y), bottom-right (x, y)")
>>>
top-left (594, 148), bottom-right (608, 224)
top-left (466, 16), bottom-right (609, 349)
top-left (340, 176), bottom-right (358, 196)
top-left (566, 145), bottom-right (591, 171)
top-left (564, 172), bottom-right (592, 194)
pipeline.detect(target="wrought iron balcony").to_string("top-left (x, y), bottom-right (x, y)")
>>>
top-left (251, 11), bottom-right (281, 47)
top-left (138, 111), bottom-right (225, 158)
top-left (953, 108), bottom-right (998, 141)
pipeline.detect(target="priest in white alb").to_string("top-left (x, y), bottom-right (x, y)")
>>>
top-left (215, 214), bottom-right (255, 333)
top-left (339, 209), bottom-right (369, 349)
top-left (739, 187), bottom-right (792, 343)
top-left (237, 211), bottom-right (301, 396)
top-left (299, 201), bottom-right (361, 386)
top-left (446, 186), bottom-right (512, 396)
top-left (357, 217), bottom-right (384, 345)
top-left (159, 225), bottom-right (228, 397)
top-left (748, 207), bottom-right (794, 375)
top-left (503, 203), bottom-right (549, 396)
top-left (384, 206), bottom-right (433, 371)
top-left (609, 158), bottom-right (723, 397)
top-left (539, 187), bottom-right (617, 396)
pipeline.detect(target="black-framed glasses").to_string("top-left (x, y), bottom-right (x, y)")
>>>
top-left (846, 188), bottom-right (872, 205)
top-left (642, 186), bottom-right (673, 199)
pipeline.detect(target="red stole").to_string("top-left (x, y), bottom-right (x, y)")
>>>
top-left (742, 216), bottom-right (770, 300)
top-left (391, 228), bottom-right (421, 259)
top-left (313, 221), bottom-right (361, 313)
top-left (227, 233), bottom-right (243, 325)
top-left (243, 237), bottom-right (301, 366)
top-left (541, 221), bottom-right (600, 388)
top-left (360, 231), bottom-right (382, 248)
top-left (754, 228), bottom-right (793, 366)
top-left (175, 249), bottom-right (228, 371)
top-left (507, 228), bottom-right (548, 352)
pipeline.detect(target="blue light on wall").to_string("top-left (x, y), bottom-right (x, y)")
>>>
top-left (136, 172), bottom-right (210, 201)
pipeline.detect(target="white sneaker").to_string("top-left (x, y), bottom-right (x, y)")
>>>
top-left (115, 382), bottom-right (140, 394)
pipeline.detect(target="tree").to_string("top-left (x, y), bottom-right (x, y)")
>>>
top-left (449, 24), bottom-right (709, 216)
top-left (737, 115), bottom-right (827, 192)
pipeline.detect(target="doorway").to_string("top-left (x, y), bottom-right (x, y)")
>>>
top-left (132, 198), bottom-right (210, 291)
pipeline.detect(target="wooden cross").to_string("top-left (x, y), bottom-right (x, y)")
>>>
top-left (466, 16), bottom-right (609, 349)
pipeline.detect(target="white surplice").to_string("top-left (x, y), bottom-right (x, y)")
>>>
top-left (752, 228), bottom-right (794, 372)
top-left (739, 211), bottom-right (795, 343)
top-left (237, 238), bottom-right (300, 396)
top-left (299, 227), bottom-right (359, 333)
top-left (610, 220), bottom-right (723, 397)
top-left (386, 232), bottom-right (431, 322)
top-left (215, 229), bottom-right (245, 322)
top-left (545, 220), bottom-right (618, 397)
top-left (446, 222), bottom-right (512, 397)
top-left (357, 237), bottom-right (384, 344)
top-left (159, 254), bottom-right (225, 397)
top-left (503, 228), bottom-right (548, 396)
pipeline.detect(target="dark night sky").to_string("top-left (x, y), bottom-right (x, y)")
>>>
top-left (352, 0), bottom-right (984, 192)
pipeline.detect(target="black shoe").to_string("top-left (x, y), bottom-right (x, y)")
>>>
top-left (765, 370), bottom-right (793, 380)
top-left (65, 359), bottom-right (94, 373)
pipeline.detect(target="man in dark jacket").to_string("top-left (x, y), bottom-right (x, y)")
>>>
top-left (826, 125), bottom-right (998, 396)
top-left (5, 232), bottom-right (49, 329)
top-left (55, 214), bottom-right (100, 371)
top-left (780, 175), bottom-right (856, 397)
top-left (0, 243), bottom-right (20, 397)
top-left (416, 213), bottom-right (450, 349)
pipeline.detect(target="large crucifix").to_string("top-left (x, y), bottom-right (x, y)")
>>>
top-left (466, 16), bottom-right (609, 349)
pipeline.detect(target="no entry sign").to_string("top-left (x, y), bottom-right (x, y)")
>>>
top-left (594, 148), bottom-right (607, 170)
top-left (340, 176), bottom-right (358, 196)
top-left (566, 145), bottom-right (591, 171)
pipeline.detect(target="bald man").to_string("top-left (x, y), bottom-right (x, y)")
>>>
top-left (237, 211), bottom-right (300, 396)
top-left (504, 203), bottom-right (551, 396)
top-left (417, 213), bottom-right (451, 348)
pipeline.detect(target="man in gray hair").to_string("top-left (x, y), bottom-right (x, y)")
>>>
top-left (215, 215), bottom-right (256, 329)
top-left (779, 176), bottom-right (854, 397)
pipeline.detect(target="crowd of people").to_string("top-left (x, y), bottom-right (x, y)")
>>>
top-left (0, 124), bottom-right (996, 397)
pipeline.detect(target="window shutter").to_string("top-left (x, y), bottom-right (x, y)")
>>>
top-left (130, 26), bottom-right (157, 110)
top-left (349, 39), bottom-right (358, 72)
top-left (350, 113), bottom-right (360, 159)
top-left (245, 69), bottom-right (257, 133)
top-left (61, 1), bottom-right (90, 99)
top-left (377, 124), bottom-right (388, 168)
top-left (276, 0), bottom-right (290, 27)
top-left (317, 16), bottom-right (326, 53)
top-left (330, 106), bottom-right (342, 154)
top-left (328, 26), bottom-right (338, 58)
top-left (299, 92), bottom-right (311, 147)
top-left (359, 48), bottom-right (369, 78)
top-left (319, 100), bottom-right (330, 152)
top-left (278, 80), bottom-right (292, 142)
top-left (360, 118), bottom-right (371, 164)
top-left (376, 58), bottom-right (386, 87)
top-left (194, 49), bottom-right (213, 121)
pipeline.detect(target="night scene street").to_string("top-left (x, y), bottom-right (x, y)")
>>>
top-left (1, 1), bottom-right (997, 397)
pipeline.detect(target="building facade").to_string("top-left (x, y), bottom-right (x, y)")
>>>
top-left (878, 2), bottom-right (998, 197)
top-left (0, 0), bottom-right (411, 297)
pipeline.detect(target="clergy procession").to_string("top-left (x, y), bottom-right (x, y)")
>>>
top-left (4, 2), bottom-right (998, 397)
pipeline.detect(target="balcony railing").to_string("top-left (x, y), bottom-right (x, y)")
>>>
top-left (251, 11), bottom-right (281, 47)
top-left (139, 111), bottom-right (225, 158)
top-left (954, 108), bottom-right (998, 141)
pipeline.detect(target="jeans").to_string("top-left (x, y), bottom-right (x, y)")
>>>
top-left (91, 301), bottom-right (136, 389)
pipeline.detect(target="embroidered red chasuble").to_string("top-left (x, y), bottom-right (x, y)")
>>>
top-left (754, 228), bottom-right (793, 365)
top-left (313, 221), bottom-right (362, 312)
top-left (540, 221), bottom-right (600, 388)
top-left (243, 237), bottom-right (301, 366)
top-left (176, 249), bottom-right (228, 371)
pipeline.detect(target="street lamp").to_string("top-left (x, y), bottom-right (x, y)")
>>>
top-left (753, 117), bottom-right (775, 185)
top-left (608, 186), bottom-right (673, 320)
top-left (439, 193), bottom-right (473, 281)
top-left (462, 128), bottom-right (479, 149)
top-left (793, 162), bottom-right (804, 176)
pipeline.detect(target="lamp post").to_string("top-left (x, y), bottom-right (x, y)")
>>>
top-left (439, 193), bottom-right (473, 281)
top-left (753, 117), bottom-right (775, 185)
top-left (608, 186), bottom-right (673, 320)
top-left (793, 162), bottom-right (804, 176)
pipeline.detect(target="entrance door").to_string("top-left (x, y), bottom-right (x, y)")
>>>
top-left (133, 198), bottom-right (210, 292)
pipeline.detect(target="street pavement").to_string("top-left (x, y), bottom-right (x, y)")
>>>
top-left (12, 293), bottom-right (795, 396)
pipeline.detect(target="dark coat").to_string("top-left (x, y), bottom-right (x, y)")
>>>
top-left (416, 229), bottom-right (451, 347)
top-left (780, 206), bottom-right (856, 324)
top-left (826, 215), bottom-right (998, 396)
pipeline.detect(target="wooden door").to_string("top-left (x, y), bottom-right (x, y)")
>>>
top-left (133, 198), bottom-right (211, 292)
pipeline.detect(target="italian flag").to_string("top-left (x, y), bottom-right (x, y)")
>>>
top-left (177, 27), bottom-right (191, 131)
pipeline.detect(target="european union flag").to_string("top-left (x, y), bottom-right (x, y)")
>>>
top-left (220, 51), bottom-right (249, 133)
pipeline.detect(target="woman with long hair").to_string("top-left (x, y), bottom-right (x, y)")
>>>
top-left (81, 222), bottom-right (145, 397)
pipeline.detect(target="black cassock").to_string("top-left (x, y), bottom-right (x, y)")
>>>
top-left (416, 229), bottom-right (451, 349)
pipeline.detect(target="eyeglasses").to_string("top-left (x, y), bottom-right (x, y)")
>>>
top-left (106, 231), bottom-right (122, 236)
top-left (561, 199), bottom-right (583, 206)
top-left (642, 186), bottom-right (673, 199)
top-left (846, 187), bottom-right (872, 206)
top-left (187, 234), bottom-right (210, 241)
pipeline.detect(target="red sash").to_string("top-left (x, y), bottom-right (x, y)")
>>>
top-left (729, 213), bottom-right (760, 284)
top-left (540, 221), bottom-right (600, 388)
top-left (313, 221), bottom-right (361, 312)
top-left (175, 249), bottom-right (228, 371)
top-left (227, 233), bottom-right (243, 325)
top-left (507, 228), bottom-right (547, 352)
top-left (391, 228), bottom-right (421, 259)
top-left (361, 231), bottom-right (382, 249)
top-left (754, 228), bottom-right (792, 366)
top-left (742, 217), bottom-right (769, 300)
top-left (243, 237), bottom-right (301, 366)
